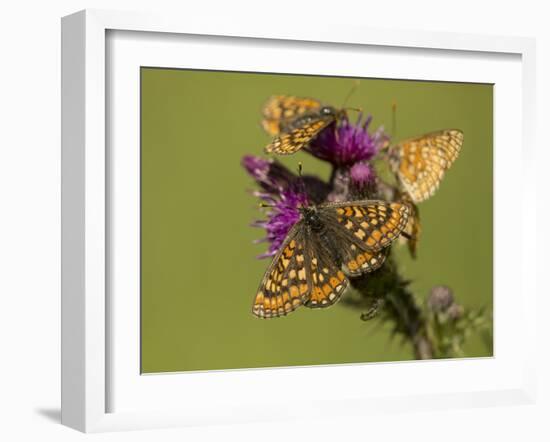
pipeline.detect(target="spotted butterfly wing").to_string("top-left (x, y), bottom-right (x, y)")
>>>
top-left (304, 201), bottom-right (409, 309)
top-left (252, 225), bottom-right (310, 318)
top-left (261, 95), bottom-right (322, 136)
top-left (252, 225), bottom-right (348, 315)
top-left (390, 129), bottom-right (464, 203)
top-left (304, 245), bottom-right (348, 309)
top-left (319, 201), bottom-right (410, 276)
top-left (265, 118), bottom-right (335, 155)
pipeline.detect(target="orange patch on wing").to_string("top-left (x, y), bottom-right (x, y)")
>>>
top-left (372, 230), bottom-right (382, 241)
top-left (348, 260), bottom-right (358, 271)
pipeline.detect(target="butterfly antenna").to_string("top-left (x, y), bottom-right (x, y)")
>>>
top-left (341, 79), bottom-right (360, 108)
top-left (298, 162), bottom-right (305, 191)
top-left (344, 106), bottom-right (362, 114)
top-left (378, 100), bottom-right (397, 154)
top-left (297, 162), bottom-right (308, 207)
top-left (391, 100), bottom-right (398, 140)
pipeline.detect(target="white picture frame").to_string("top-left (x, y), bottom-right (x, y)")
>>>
top-left (61, 9), bottom-right (537, 433)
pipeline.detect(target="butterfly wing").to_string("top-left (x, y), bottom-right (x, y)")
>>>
top-left (401, 196), bottom-right (421, 258)
top-left (251, 224), bottom-right (311, 318)
top-left (341, 247), bottom-right (389, 277)
top-left (319, 200), bottom-right (410, 276)
top-left (261, 95), bottom-right (322, 136)
top-left (264, 117), bottom-right (334, 155)
top-left (391, 129), bottom-right (464, 203)
top-left (303, 242), bottom-right (348, 309)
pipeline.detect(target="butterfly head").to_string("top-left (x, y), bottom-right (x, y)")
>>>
top-left (299, 205), bottom-right (324, 231)
top-left (320, 106), bottom-right (337, 116)
top-left (320, 105), bottom-right (352, 121)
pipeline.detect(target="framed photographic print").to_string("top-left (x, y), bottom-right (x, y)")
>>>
top-left (61, 9), bottom-right (537, 433)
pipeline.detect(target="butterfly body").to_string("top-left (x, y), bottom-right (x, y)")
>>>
top-left (252, 200), bottom-right (410, 318)
top-left (283, 106), bottom-right (340, 132)
top-left (300, 206), bottom-right (323, 231)
top-left (262, 96), bottom-right (345, 155)
top-left (299, 206), bottom-right (345, 269)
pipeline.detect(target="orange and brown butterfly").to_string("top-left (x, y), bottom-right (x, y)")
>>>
top-left (261, 95), bottom-right (347, 155)
top-left (251, 200), bottom-right (411, 318)
top-left (387, 129), bottom-right (464, 203)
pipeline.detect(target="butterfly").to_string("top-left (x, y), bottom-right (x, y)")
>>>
top-left (261, 95), bottom-right (346, 155)
top-left (388, 129), bottom-right (464, 203)
top-left (252, 200), bottom-right (411, 318)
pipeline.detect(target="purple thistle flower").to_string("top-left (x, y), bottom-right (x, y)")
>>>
top-left (241, 155), bottom-right (295, 195)
top-left (252, 189), bottom-right (308, 258)
top-left (350, 162), bottom-right (376, 189)
top-left (241, 154), bottom-right (329, 203)
top-left (242, 155), bottom-right (323, 258)
top-left (308, 113), bottom-right (387, 167)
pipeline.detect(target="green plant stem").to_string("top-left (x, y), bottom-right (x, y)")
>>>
top-left (346, 257), bottom-right (434, 360)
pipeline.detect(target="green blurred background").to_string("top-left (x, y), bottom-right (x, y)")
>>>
top-left (140, 68), bottom-right (493, 373)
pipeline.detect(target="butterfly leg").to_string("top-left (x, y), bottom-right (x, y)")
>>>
top-left (360, 298), bottom-right (385, 321)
